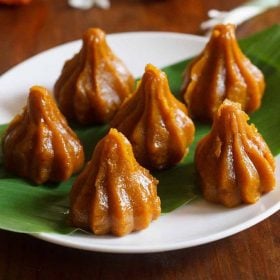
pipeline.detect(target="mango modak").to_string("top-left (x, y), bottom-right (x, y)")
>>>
top-left (2, 86), bottom-right (85, 184)
top-left (54, 28), bottom-right (135, 125)
top-left (182, 24), bottom-right (265, 122)
top-left (195, 100), bottom-right (275, 207)
top-left (70, 128), bottom-right (161, 236)
top-left (111, 64), bottom-right (195, 170)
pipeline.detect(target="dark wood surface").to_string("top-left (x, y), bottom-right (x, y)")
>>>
top-left (0, 1), bottom-right (280, 279)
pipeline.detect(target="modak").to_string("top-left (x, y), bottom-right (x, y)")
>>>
top-left (70, 128), bottom-right (161, 236)
top-left (2, 86), bottom-right (84, 184)
top-left (182, 24), bottom-right (265, 122)
top-left (195, 100), bottom-right (275, 207)
top-left (111, 64), bottom-right (195, 170)
top-left (54, 28), bottom-right (135, 125)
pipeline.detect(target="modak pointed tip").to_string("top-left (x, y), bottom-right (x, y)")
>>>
top-left (29, 85), bottom-right (48, 94)
top-left (104, 128), bottom-right (131, 148)
top-left (211, 23), bottom-right (236, 38)
top-left (107, 127), bottom-right (120, 136)
top-left (83, 27), bottom-right (106, 43)
top-left (217, 99), bottom-right (250, 124)
top-left (217, 99), bottom-right (244, 116)
top-left (144, 64), bottom-right (167, 80)
top-left (145, 63), bottom-right (160, 73)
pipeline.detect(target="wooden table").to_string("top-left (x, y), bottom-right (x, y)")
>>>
top-left (0, 1), bottom-right (279, 279)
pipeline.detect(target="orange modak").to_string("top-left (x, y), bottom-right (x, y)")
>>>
top-left (54, 28), bottom-right (135, 125)
top-left (195, 99), bottom-right (275, 207)
top-left (182, 24), bottom-right (265, 122)
top-left (2, 86), bottom-right (85, 184)
top-left (111, 64), bottom-right (195, 170)
top-left (70, 128), bottom-right (161, 236)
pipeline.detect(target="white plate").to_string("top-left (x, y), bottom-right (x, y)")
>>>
top-left (0, 32), bottom-right (279, 253)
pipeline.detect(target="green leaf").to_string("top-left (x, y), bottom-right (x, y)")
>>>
top-left (0, 25), bottom-right (280, 234)
top-left (0, 178), bottom-right (74, 233)
top-left (240, 24), bottom-right (280, 72)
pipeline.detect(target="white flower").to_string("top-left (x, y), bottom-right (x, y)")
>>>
top-left (68, 0), bottom-right (110, 10)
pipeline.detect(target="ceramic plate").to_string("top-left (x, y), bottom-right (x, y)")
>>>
top-left (0, 32), bottom-right (279, 253)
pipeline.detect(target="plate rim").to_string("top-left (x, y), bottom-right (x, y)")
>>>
top-left (34, 197), bottom-right (280, 253)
